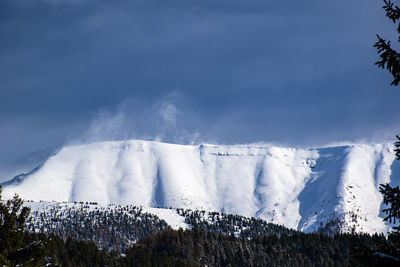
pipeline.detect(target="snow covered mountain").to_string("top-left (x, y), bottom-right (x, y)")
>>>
top-left (2, 140), bottom-right (399, 234)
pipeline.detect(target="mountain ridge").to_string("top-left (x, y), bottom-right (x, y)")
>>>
top-left (2, 139), bottom-right (399, 234)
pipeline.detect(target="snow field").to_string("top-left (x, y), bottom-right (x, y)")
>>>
top-left (3, 140), bottom-right (398, 233)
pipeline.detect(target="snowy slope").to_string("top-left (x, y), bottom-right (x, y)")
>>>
top-left (2, 140), bottom-right (398, 233)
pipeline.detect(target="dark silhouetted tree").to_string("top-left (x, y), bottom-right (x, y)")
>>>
top-left (350, 1), bottom-right (400, 265)
top-left (375, 0), bottom-right (400, 237)
top-left (0, 186), bottom-right (46, 265)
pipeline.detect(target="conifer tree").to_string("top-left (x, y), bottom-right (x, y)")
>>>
top-left (352, 1), bottom-right (400, 265)
top-left (0, 186), bottom-right (45, 265)
top-left (375, 1), bottom-right (400, 239)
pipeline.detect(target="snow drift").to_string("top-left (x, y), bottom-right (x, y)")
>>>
top-left (2, 140), bottom-right (399, 233)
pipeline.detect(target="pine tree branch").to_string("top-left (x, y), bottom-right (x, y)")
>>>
top-left (374, 35), bottom-right (400, 85)
top-left (383, 0), bottom-right (400, 24)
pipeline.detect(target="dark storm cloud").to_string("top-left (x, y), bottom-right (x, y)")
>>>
top-left (1, 0), bottom-right (400, 179)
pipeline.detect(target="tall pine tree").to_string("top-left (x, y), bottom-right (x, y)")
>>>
top-left (0, 186), bottom-right (46, 265)
top-left (375, 1), bottom-right (400, 239)
top-left (351, 1), bottom-right (400, 265)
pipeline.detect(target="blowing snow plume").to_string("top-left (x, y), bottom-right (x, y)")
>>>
top-left (76, 96), bottom-right (203, 146)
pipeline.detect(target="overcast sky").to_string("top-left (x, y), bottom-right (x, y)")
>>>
top-left (1, 0), bottom-right (400, 179)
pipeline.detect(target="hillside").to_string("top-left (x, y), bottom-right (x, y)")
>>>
top-left (22, 201), bottom-right (387, 266)
top-left (2, 140), bottom-right (399, 233)
top-left (24, 201), bottom-right (296, 253)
